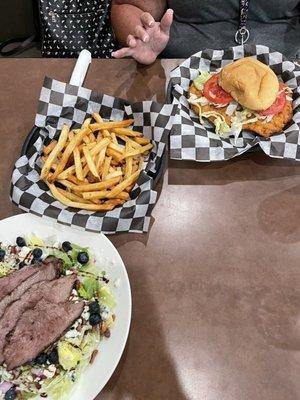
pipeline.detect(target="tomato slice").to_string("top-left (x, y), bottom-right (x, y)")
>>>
top-left (203, 74), bottom-right (233, 105)
top-left (259, 83), bottom-right (287, 116)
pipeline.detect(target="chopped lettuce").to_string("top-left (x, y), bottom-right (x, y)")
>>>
top-left (0, 263), bottom-right (12, 278)
top-left (193, 71), bottom-right (211, 90)
top-left (77, 332), bottom-right (100, 373)
top-left (78, 277), bottom-right (99, 300)
top-left (49, 249), bottom-right (73, 270)
top-left (98, 286), bottom-right (116, 309)
top-left (27, 235), bottom-right (45, 247)
top-left (58, 342), bottom-right (82, 371)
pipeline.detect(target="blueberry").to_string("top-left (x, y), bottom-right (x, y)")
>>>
top-left (89, 313), bottom-right (102, 326)
top-left (16, 237), bottom-right (26, 247)
top-left (19, 261), bottom-right (26, 269)
top-left (77, 251), bottom-right (89, 265)
top-left (4, 387), bottom-right (17, 400)
top-left (0, 249), bottom-right (5, 262)
top-left (32, 248), bottom-right (43, 259)
top-left (34, 352), bottom-right (48, 365)
top-left (62, 241), bottom-right (72, 252)
top-left (89, 301), bottom-right (100, 315)
top-left (48, 348), bottom-right (59, 364)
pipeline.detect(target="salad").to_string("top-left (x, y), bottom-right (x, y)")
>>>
top-left (0, 235), bottom-right (116, 400)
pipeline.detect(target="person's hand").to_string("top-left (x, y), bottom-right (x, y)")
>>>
top-left (112, 9), bottom-right (173, 65)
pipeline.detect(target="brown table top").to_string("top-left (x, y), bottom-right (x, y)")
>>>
top-left (0, 58), bottom-right (299, 400)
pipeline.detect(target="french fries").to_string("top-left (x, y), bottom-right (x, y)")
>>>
top-left (41, 114), bottom-right (153, 211)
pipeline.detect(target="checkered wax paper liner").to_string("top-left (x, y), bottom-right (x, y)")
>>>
top-left (169, 44), bottom-right (300, 162)
top-left (11, 77), bottom-right (174, 234)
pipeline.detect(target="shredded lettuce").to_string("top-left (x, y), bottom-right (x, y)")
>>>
top-left (77, 332), bottom-right (100, 373)
top-left (214, 118), bottom-right (231, 137)
top-left (193, 71), bottom-right (211, 90)
top-left (188, 94), bottom-right (209, 106)
top-left (43, 372), bottom-right (73, 400)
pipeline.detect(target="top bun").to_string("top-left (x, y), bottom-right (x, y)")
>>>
top-left (218, 57), bottom-right (279, 111)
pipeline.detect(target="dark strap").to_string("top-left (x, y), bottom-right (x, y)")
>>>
top-left (0, 35), bottom-right (36, 56)
top-left (235, 0), bottom-right (250, 44)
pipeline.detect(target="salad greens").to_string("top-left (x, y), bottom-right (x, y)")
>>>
top-left (0, 235), bottom-right (116, 400)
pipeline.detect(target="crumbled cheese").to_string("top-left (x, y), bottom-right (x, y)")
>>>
top-left (19, 246), bottom-right (31, 258)
top-left (65, 270), bottom-right (74, 275)
top-left (48, 365), bottom-right (56, 373)
top-left (65, 329), bottom-right (81, 339)
top-left (100, 305), bottom-right (110, 321)
top-left (43, 369), bottom-right (55, 379)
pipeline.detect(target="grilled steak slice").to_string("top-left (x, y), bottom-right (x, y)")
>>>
top-left (0, 258), bottom-right (61, 320)
top-left (4, 299), bottom-right (84, 370)
top-left (0, 275), bottom-right (76, 364)
top-left (0, 266), bottom-right (38, 300)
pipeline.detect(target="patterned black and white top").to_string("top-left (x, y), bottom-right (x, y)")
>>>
top-left (39, 0), bottom-right (117, 58)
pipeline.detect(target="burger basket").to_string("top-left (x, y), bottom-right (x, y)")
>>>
top-left (167, 44), bottom-right (300, 162)
top-left (10, 54), bottom-right (174, 234)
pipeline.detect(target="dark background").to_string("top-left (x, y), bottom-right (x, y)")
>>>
top-left (0, 1), bottom-right (35, 41)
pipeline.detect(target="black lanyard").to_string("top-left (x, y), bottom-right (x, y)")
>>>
top-left (235, 0), bottom-right (250, 44)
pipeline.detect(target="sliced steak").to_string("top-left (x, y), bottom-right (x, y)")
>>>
top-left (0, 258), bottom-right (61, 320)
top-left (4, 299), bottom-right (84, 370)
top-left (0, 274), bottom-right (76, 364)
top-left (0, 266), bottom-right (38, 300)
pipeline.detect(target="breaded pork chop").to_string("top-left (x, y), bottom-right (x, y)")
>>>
top-left (188, 84), bottom-right (293, 138)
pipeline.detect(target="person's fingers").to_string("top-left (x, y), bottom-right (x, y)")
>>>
top-left (134, 25), bottom-right (149, 43)
top-left (160, 8), bottom-right (174, 35)
top-left (111, 47), bottom-right (133, 59)
top-left (127, 34), bottom-right (137, 48)
top-left (140, 12), bottom-right (155, 28)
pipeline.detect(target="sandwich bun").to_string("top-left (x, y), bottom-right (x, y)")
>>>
top-left (218, 57), bottom-right (279, 111)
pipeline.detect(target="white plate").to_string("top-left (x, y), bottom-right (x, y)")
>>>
top-left (0, 213), bottom-right (131, 400)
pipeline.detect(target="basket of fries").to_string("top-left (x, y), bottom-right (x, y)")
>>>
top-left (11, 73), bottom-right (173, 234)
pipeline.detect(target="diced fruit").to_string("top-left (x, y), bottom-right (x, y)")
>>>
top-left (34, 352), bottom-right (48, 365)
top-left (32, 248), bottom-right (43, 259)
top-left (77, 252), bottom-right (89, 265)
top-left (0, 249), bottom-right (6, 262)
top-left (18, 261), bottom-right (26, 269)
top-left (89, 313), bottom-right (102, 326)
top-left (89, 301), bottom-right (100, 315)
top-left (48, 348), bottom-right (59, 364)
top-left (16, 237), bottom-right (26, 247)
top-left (4, 387), bottom-right (17, 400)
top-left (62, 241), bottom-right (72, 252)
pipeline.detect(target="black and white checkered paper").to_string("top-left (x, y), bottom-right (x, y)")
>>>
top-left (169, 44), bottom-right (300, 162)
top-left (11, 77), bottom-right (174, 234)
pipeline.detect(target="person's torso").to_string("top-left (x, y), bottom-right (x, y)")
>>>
top-left (167, 0), bottom-right (300, 23)
top-left (163, 0), bottom-right (300, 59)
